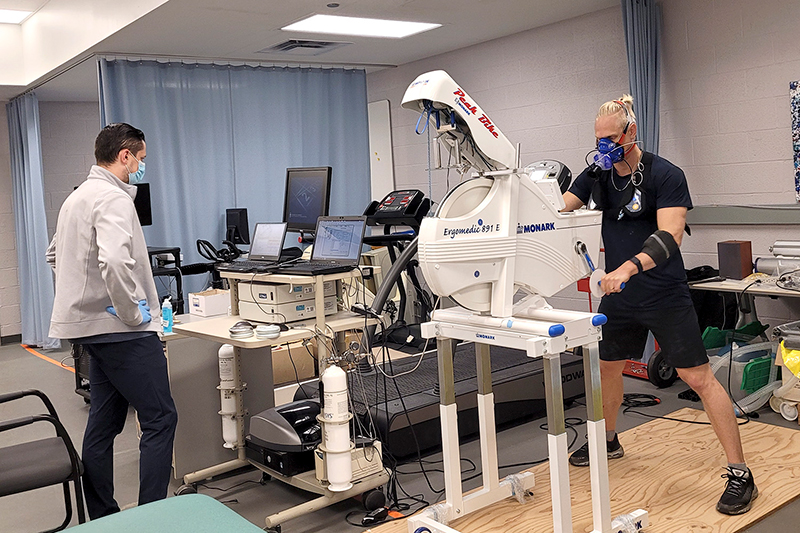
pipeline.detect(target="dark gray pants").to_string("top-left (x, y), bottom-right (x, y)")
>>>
top-left (82, 333), bottom-right (177, 519)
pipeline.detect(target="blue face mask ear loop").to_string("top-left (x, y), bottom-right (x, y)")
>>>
top-left (416, 99), bottom-right (441, 135)
top-left (415, 100), bottom-right (441, 201)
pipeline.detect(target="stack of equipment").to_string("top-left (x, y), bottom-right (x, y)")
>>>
top-left (238, 280), bottom-right (337, 323)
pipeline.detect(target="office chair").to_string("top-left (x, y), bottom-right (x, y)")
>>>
top-left (0, 389), bottom-right (86, 531)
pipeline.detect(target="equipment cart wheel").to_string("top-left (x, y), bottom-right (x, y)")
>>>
top-left (259, 472), bottom-right (272, 485)
top-left (362, 488), bottom-right (386, 511)
top-left (265, 525), bottom-right (281, 533)
top-left (647, 350), bottom-right (678, 388)
top-left (175, 483), bottom-right (198, 496)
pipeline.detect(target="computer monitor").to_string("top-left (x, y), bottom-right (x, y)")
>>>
top-left (311, 216), bottom-right (366, 264)
top-left (226, 208), bottom-right (250, 245)
top-left (282, 166), bottom-right (332, 233)
top-left (249, 223), bottom-right (287, 261)
top-left (133, 183), bottom-right (152, 227)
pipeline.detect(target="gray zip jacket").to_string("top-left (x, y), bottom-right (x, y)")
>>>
top-left (46, 165), bottom-right (160, 339)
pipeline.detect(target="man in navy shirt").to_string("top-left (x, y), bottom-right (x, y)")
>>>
top-left (562, 96), bottom-right (756, 515)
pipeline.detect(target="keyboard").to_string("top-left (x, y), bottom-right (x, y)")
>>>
top-left (215, 260), bottom-right (277, 272)
top-left (273, 262), bottom-right (357, 275)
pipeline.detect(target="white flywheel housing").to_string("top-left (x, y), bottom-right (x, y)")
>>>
top-left (434, 177), bottom-right (498, 312)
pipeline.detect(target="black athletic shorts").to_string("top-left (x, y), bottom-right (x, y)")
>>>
top-left (597, 299), bottom-right (709, 369)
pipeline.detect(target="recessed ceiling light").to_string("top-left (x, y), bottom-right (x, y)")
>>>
top-left (0, 9), bottom-right (33, 24)
top-left (282, 14), bottom-right (440, 39)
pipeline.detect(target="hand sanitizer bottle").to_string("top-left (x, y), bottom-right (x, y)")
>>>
top-left (161, 297), bottom-right (173, 334)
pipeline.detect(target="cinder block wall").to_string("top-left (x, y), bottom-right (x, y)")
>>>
top-left (367, 7), bottom-right (628, 313)
top-left (660, 0), bottom-right (800, 325)
top-left (0, 102), bottom-right (98, 342)
top-left (0, 103), bottom-right (20, 340)
top-left (39, 102), bottom-right (101, 237)
top-left (367, 0), bottom-right (800, 324)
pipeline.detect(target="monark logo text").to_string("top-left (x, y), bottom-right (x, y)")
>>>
top-left (476, 333), bottom-right (495, 340)
top-left (517, 222), bottom-right (556, 234)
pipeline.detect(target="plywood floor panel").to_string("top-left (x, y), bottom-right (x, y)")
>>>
top-left (370, 408), bottom-right (800, 533)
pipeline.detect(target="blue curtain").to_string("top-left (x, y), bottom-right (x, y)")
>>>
top-left (621, 0), bottom-right (662, 154)
top-left (6, 93), bottom-right (60, 349)
top-left (98, 59), bottom-right (370, 295)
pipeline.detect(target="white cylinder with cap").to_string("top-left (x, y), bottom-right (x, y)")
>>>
top-left (218, 344), bottom-right (238, 449)
top-left (325, 449), bottom-right (354, 492)
top-left (754, 257), bottom-right (800, 276)
top-left (770, 241), bottom-right (800, 257)
top-left (319, 364), bottom-right (353, 491)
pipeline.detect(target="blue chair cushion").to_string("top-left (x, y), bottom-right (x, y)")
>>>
top-left (67, 494), bottom-right (264, 532)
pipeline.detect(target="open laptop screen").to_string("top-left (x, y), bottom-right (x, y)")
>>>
top-left (311, 217), bottom-right (366, 264)
top-left (248, 222), bottom-right (287, 261)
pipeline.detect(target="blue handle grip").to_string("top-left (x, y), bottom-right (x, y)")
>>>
top-left (597, 281), bottom-right (625, 290)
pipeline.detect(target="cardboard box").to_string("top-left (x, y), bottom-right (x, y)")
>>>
top-left (272, 342), bottom-right (317, 386)
top-left (188, 289), bottom-right (230, 317)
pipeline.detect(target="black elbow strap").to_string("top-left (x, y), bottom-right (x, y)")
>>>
top-left (641, 230), bottom-right (679, 265)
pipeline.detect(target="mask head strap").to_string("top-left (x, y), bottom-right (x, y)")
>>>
top-left (614, 100), bottom-right (633, 134)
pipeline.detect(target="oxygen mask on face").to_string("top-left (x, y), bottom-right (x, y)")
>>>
top-left (586, 138), bottom-right (639, 173)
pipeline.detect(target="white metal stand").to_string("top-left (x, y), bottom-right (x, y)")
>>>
top-left (172, 270), bottom-right (385, 531)
top-left (408, 307), bottom-right (649, 533)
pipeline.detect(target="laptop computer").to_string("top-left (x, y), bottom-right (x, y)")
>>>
top-left (273, 216), bottom-right (367, 276)
top-left (216, 222), bottom-right (287, 273)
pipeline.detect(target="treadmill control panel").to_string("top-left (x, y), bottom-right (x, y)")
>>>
top-left (376, 190), bottom-right (423, 214)
top-left (364, 189), bottom-right (430, 231)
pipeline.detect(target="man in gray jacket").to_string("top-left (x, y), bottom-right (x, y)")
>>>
top-left (47, 123), bottom-right (177, 519)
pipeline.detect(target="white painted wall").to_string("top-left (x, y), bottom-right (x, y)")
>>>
top-left (367, 0), bottom-right (800, 325)
top-left (0, 103), bottom-right (21, 339)
top-left (0, 0), bottom-right (168, 90)
top-left (0, 25), bottom-right (24, 86)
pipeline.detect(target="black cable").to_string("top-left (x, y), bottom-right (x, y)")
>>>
top-left (620, 392), bottom-right (750, 426)
top-left (194, 478), bottom-right (263, 493)
top-left (286, 342), bottom-right (310, 400)
top-left (621, 393), bottom-right (660, 408)
top-left (775, 269), bottom-right (800, 292)
top-left (384, 329), bottom-right (445, 494)
top-left (396, 457), bottom-right (477, 476)
top-left (727, 281), bottom-right (763, 422)
top-left (460, 416), bottom-right (584, 484)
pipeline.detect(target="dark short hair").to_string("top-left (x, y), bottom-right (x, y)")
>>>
top-left (94, 123), bottom-right (145, 165)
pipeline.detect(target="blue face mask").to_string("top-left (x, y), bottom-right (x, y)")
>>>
top-left (127, 154), bottom-right (146, 184)
top-left (588, 136), bottom-right (630, 171)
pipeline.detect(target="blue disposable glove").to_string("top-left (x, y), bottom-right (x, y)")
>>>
top-left (137, 300), bottom-right (152, 324)
top-left (106, 299), bottom-right (151, 325)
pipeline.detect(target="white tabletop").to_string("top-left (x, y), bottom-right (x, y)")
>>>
top-left (172, 311), bottom-right (377, 348)
top-left (689, 277), bottom-right (800, 298)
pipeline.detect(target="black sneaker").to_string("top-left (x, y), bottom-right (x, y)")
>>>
top-left (568, 434), bottom-right (624, 467)
top-left (717, 467), bottom-right (758, 515)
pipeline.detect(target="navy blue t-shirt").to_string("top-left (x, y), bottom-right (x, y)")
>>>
top-left (568, 152), bottom-right (693, 310)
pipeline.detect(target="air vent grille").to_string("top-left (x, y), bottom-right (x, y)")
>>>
top-left (257, 39), bottom-right (350, 56)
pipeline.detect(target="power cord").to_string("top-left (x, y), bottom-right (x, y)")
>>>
top-left (622, 392), bottom-right (750, 427)
top-left (460, 416), bottom-right (584, 485)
